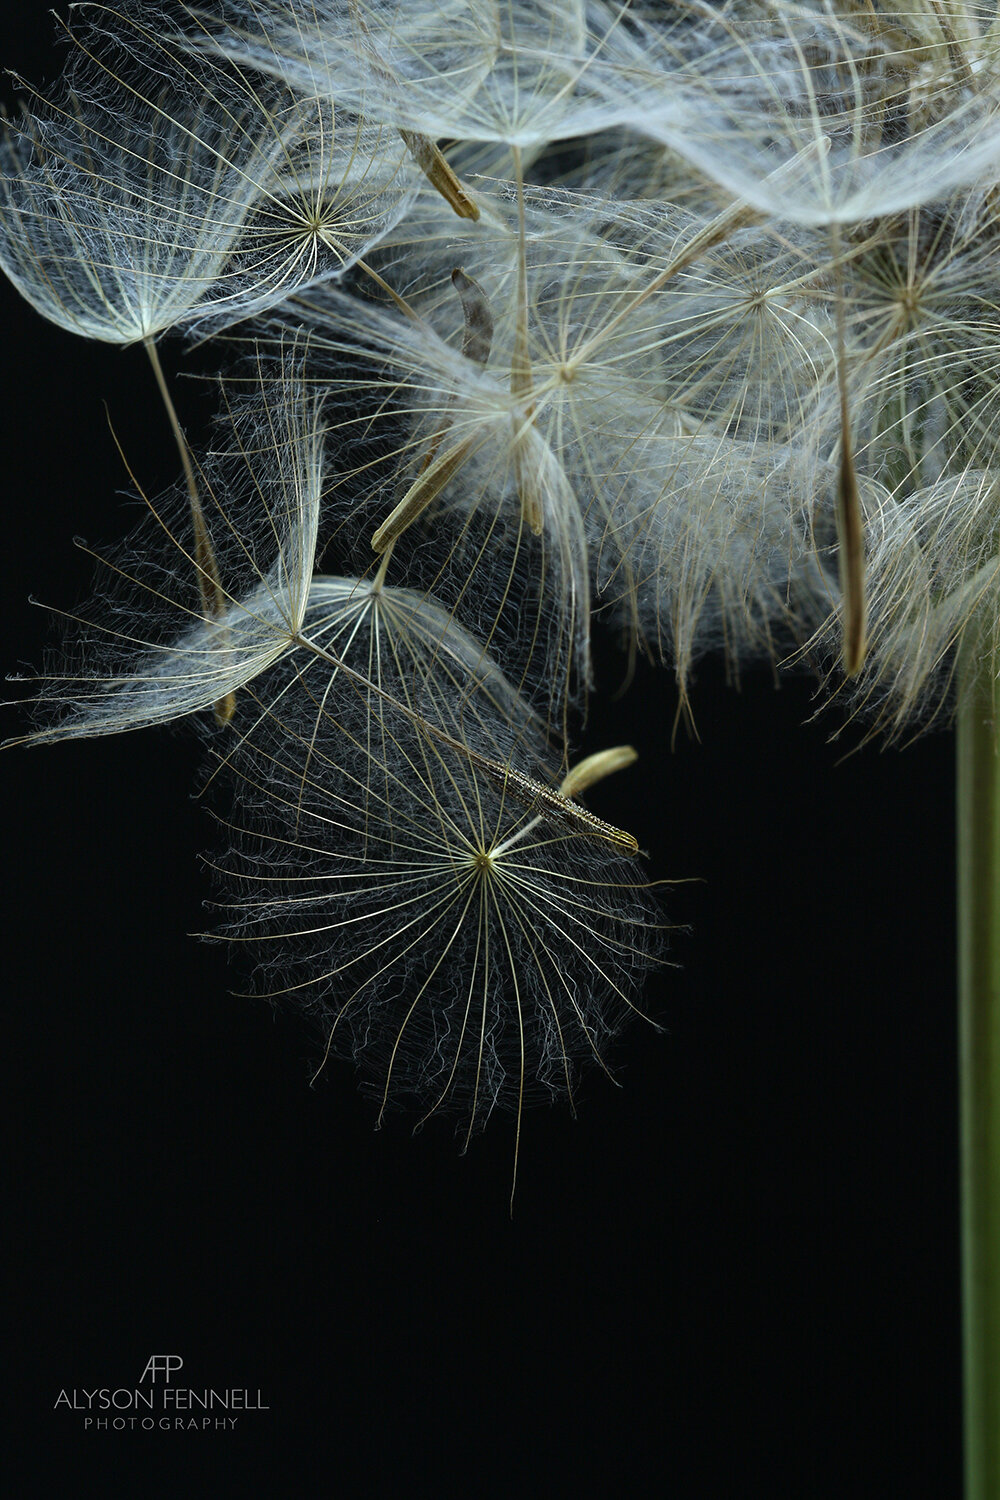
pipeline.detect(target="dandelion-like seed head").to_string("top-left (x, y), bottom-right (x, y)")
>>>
top-left (208, 662), bottom-right (665, 1192)
top-left (11, 0), bottom-right (1000, 1186)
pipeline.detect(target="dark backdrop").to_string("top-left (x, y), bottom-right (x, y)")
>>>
top-left (3, 6), bottom-right (960, 1495)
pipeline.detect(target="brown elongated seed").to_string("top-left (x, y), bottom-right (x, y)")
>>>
top-left (510, 420), bottom-right (545, 536)
top-left (831, 222), bottom-right (867, 678)
top-left (371, 437), bottom-right (477, 552)
top-left (836, 417), bottom-right (867, 677)
top-left (451, 268), bottom-right (494, 367)
top-left (478, 759), bottom-right (640, 855)
top-left (510, 317), bottom-right (543, 534)
top-left (398, 129), bottom-right (479, 220)
top-left (345, 2), bottom-right (478, 219)
top-left (190, 505), bottom-right (228, 621)
top-left (510, 143), bottom-right (534, 402)
top-left (213, 696), bottom-right (237, 728)
top-left (294, 630), bottom-right (638, 853)
top-left (212, 694), bottom-right (237, 725)
top-left (559, 745), bottom-right (638, 802)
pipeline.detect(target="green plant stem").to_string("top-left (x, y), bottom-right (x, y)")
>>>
top-left (957, 647), bottom-right (1000, 1500)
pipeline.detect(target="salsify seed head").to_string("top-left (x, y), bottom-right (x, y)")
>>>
top-left (9, 0), bottom-right (1000, 1172)
top-left (206, 661), bottom-right (666, 1175)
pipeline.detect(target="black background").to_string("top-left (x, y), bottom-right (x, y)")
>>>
top-left (3, 6), bottom-right (961, 1495)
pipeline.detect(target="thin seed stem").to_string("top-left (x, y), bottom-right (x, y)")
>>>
top-left (398, 128), bottom-right (479, 220)
top-left (372, 538), bottom-right (395, 592)
top-left (143, 335), bottom-right (235, 724)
